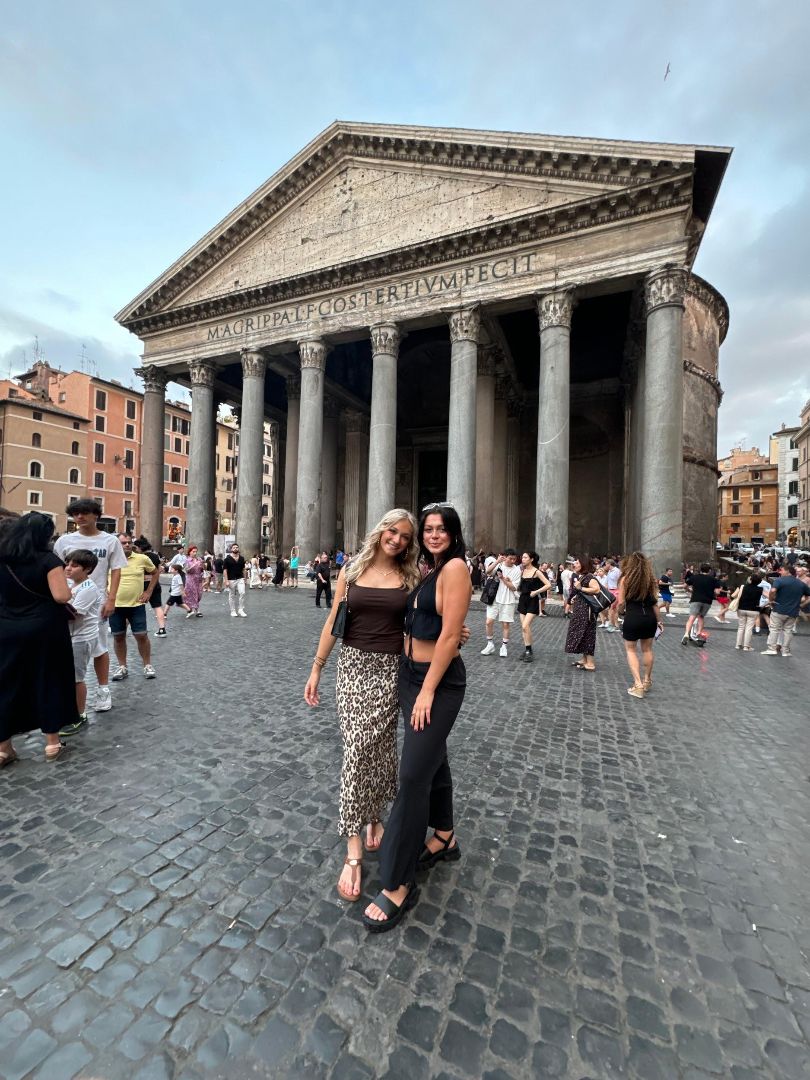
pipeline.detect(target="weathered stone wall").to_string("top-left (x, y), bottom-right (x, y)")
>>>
top-left (682, 287), bottom-right (723, 564)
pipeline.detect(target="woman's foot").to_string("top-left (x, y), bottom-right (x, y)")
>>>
top-left (364, 821), bottom-right (384, 851)
top-left (336, 855), bottom-right (363, 901)
top-left (363, 882), bottom-right (419, 931)
top-left (418, 829), bottom-right (461, 870)
top-left (641, 676), bottom-right (652, 692)
top-left (0, 746), bottom-right (18, 768)
top-left (628, 684), bottom-right (645, 699)
top-left (45, 740), bottom-right (66, 761)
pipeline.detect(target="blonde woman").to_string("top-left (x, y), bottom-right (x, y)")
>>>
top-left (617, 552), bottom-right (662, 698)
top-left (304, 509), bottom-right (420, 902)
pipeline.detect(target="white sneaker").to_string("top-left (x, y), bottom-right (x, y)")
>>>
top-left (761, 649), bottom-right (779, 655)
top-left (499, 643), bottom-right (508, 657)
top-left (665, 613), bottom-right (677, 618)
top-left (481, 641), bottom-right (495, 655)
top-left (94, 687), bottom-right (112, 712)
top-left (239, 611), bottom-right (248, 617)
top-left (143, 665), bottom-right (157, 679)
top-left (186, 611), bottom-right (195, 619)
top-left (231, 611), bottom-right (239, 618)
top-left (111, 666), bottom-right (128, 681)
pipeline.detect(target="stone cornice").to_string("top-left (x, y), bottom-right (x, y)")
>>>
top-left (683, 451), bottom-right (721, 476)
top-left (684, 359), bottom-right (723, 401)
top-left (686, 274), bottom-right (730, 344)
top-left (122, 172), bottom-right (693, 337)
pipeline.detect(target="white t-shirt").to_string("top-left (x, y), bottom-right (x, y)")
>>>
top-left (169, 553), bottom-right (187, 572)
top-left (496, 563), bottom-right (522, 605)
top-left (54, 531), bottom-right (128, 600)
top-left (69, 578), bottom-right (102, 643)
top-left (170, 573), bottom-right (185, 597)
top-left (561, 568), bottom-right (574, 598)
top-left (759, 581), bottom-right (772, 608)
top-left (605, 567), bottom-right (621, 590)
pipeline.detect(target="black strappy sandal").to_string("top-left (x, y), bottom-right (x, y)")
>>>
top-left (362, 883), bottom-right (419, 933)
top-left (417, 830), bottom-right (461, 870)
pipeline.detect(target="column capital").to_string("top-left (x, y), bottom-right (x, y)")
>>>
top-left (298, 339), bottom-right (327, 370)
top-left (188, 359), bottom-right (217, 389)
top-left (286, 374), bottom-right (301, 401)
top-left (370, 323), bottom-right (401, 356)
top-left (477, 344), bottom-right (498, 378)
top-left (240, 348), bottom-right (267, 379)
top-left (448, 306), bottom-right (481, 344)
top-left (644, 265), bottom-right (688, 315)
top-left (323, 394), bottom-right (341, 419)
top-left (495, 373), bottom-right (512, 401)
top-left (537, 288), bottom-right (576, 331)
top-left (135, 365), bottom-right (170, 394)
top-left (344, 408), bottom-right (369, 435)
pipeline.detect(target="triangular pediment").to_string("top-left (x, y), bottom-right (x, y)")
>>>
top-left (117, 121), bottom-right (730, 330)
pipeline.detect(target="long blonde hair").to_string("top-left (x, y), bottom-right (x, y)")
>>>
top-left (620, 551), bottom-right (658, 602)
top-left (345, 508), bottom-right (420, 590)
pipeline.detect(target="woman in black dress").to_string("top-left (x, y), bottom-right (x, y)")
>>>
top-left (517, 551), bottom-right (550, 662)
top-left (0, 512), bottom-right (77, 764)
top-left (564, 556), bottom-right (601, 670)
top-left (617, 551), bottom-right (662, 698)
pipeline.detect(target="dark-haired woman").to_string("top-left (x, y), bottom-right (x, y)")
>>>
top-left (517, 551), bottom-right (550, 662)
top-left (363, 504), bottom-right (472, 932)
top-left (0, 512), bottom-right (78, 764)
top-left (565, 556), bottom-right (601, 671)
top-left (617, 551), bottom-right (661, 697)
top-left (134, 536), bottom-right (166, 637)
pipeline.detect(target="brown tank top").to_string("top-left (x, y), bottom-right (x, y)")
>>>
top-left (342, 584), bottom-right (409, 654)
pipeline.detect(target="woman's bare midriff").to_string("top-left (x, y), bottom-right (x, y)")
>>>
top-left (404, 635), bottom-right (460, 663)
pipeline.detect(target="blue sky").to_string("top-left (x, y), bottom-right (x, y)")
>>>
top-left (1, 0), bottom-right (808, 450)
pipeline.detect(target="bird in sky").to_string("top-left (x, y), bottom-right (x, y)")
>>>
top-left (664, 62), bottom-right (671, 80)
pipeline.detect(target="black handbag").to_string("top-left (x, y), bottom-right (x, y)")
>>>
top-left (581, 580), bottom-right (615, 615)
top-left (480, 574), bottom-right (500, 606)
top-left (331, 583), bottom-right (350, 638)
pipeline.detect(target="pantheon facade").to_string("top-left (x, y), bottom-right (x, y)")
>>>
top-left (117, 122), bottom-right (731, 570)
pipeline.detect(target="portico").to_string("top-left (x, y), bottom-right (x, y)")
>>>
top-left (118, 122), bottom-right (731, 568)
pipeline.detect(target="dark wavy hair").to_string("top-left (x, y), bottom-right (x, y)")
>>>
top-left (0, 511), bottom-right (56, 563)
top-left (418, 504), bottom-right (467, 568)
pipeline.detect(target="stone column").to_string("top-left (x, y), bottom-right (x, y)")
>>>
top-left (343, 410), bottom-right (369, 554)
top-left (266, 419), bottom-right (280, 555)
top-left (474, 346), bottom-right (496, 551)
top-left (320, 396), bottom-right (339, 552)
top-left (640, 266), bottom-right (687, 571)
top-left (535, 289), bottom-right (575, 567)
top-left (281, 375), bottom-right (300, 553)
top-left (492, 377), bottom-right (509, 547)
top-left (186, 359), bottom-right (217, 549)
top-left (447, 306), bottom-right (480, 543)
top-left (235, 348), bottom-right (266, 554)
top-left (506, 398), bottom-right (521, 549)
top-left (295, 339), bottom-right (326, 559)
top-left (135, 365), bottom-right (169, 548)
top-left (366, 323), bottom-right (400, 529)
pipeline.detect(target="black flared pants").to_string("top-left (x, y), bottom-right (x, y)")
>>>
top-left (379, 654), bottom-right (466, 890)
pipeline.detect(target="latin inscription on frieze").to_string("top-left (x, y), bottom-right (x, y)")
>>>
top-left (206, 252), bottom-right (537, 342)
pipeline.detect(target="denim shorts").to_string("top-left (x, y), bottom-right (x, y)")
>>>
top-left (109, 605), bottom-right (147, 635)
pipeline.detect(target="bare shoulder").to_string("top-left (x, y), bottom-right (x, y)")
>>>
top-left (442, 558), bottom-right (473, 588)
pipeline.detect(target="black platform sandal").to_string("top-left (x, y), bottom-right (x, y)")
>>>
top-left (417, 830), bottom-right (461, 870)
top-left (362, 883), bottom-right (419, 933)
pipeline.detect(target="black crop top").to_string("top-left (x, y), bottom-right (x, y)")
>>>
top-left (404, 571), bottom-right (443, 641)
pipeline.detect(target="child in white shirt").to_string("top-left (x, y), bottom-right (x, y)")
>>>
top-left (61, 550), bottom-right (103, 733)
top-left (163, 572), bottom-right (190, 619)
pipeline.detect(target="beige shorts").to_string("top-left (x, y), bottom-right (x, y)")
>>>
top-left (486, 600), bottom-right (516, 624)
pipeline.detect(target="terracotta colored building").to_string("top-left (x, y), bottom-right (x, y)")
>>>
top-left (717, 445), bottom-right (778, 545)
top-left (0, 379), bottom-right (89, 532)
top-left (163, 399), bottom-right (191, 543)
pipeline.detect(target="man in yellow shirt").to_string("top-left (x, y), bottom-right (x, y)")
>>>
top-left (110, 534), bottom-right (161, 681)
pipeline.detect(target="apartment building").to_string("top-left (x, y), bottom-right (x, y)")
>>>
top-left (215, 418), bottom-right (237, 537)
top-left (163, 399), bottom-right (191, 543)
top-left (769, 423), bottom-right (800, 544)
top-left (0, 379), bottom-right (89, 533)
top-left (717, 445), bottom-right (778, 545)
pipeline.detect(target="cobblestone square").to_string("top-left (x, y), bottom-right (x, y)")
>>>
top-left (2, 587), bottom-right (810, 1079)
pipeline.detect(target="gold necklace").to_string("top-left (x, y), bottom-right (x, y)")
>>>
top-left (372, 563), bottom-right (397, 578)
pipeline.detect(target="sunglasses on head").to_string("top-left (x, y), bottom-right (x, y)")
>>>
top-left (421, 501), bottom-right (454, 512)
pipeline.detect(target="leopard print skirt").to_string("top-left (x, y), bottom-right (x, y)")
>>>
top-left (335, 644), bottom-right (399, 837)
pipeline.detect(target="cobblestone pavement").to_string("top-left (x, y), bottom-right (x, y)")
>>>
top-left (2, 586), bottom-right (810, 1080)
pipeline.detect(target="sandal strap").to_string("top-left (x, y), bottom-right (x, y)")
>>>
top-left (344, 856), bottom-right (362, 867)
top-left (370, 889), bottom-right (405, 918)
top-left (432, 830), bottom-right (454, 850)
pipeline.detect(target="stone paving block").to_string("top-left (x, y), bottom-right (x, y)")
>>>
top-left (3, 1028), bottom-right (58, 1080)
top-left (31, 1040), bottom-right (92, 1080)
